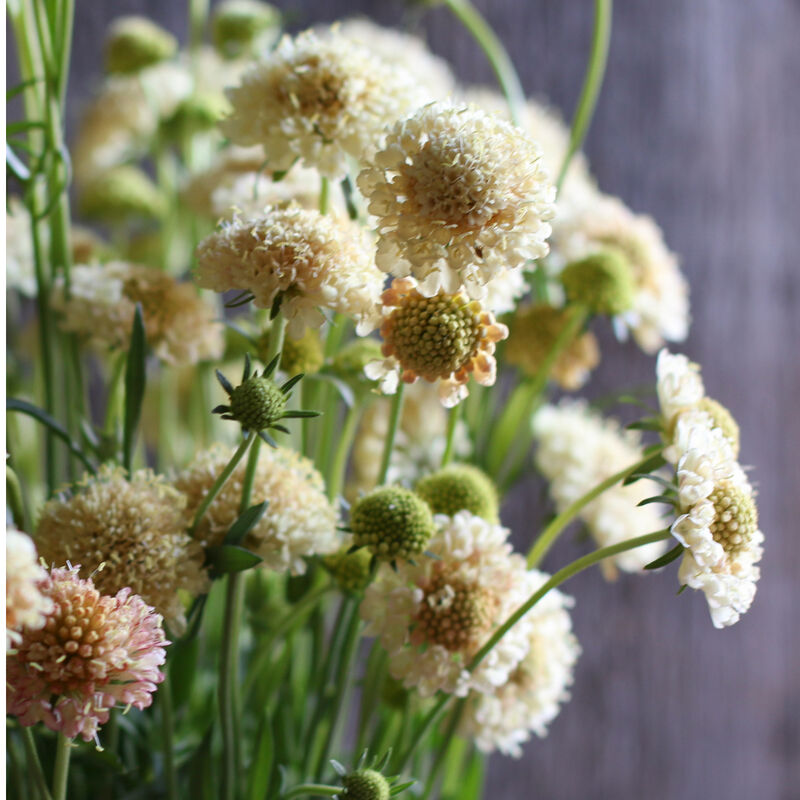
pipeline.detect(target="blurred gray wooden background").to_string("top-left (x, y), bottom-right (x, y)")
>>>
top-left (52, 1), bottom-right (800, 798)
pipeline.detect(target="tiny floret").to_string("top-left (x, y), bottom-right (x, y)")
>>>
top-left (415, 464), bottom-right (499, 523)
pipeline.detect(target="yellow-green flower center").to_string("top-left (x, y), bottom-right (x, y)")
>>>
top-left (709, 480), bottom-right (758, 555)
top-left (699, 397), bottom-right (740, 457)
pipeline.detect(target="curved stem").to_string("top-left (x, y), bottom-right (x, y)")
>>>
top-left (556, 0), bottom-right (613, 191)
top-left (327, 401), bottom-right (362, 501)
top-left (440, 403), bottom-right (461, 468)
top-left (282, 785), bottom-right (341, 799)
top-left (526, 449), bottom-right (662, 567)
top-left (442, 0), bottom-right (525, 125)
top-left (51, 734), bottom-right (72, 800)
top-left (377, 383), bottom-right (405, 486)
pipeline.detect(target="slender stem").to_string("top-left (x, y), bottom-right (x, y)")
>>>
top-left (21, 728), bottom-right (53, 800)
top-left (51, 734), bottom-right (72, 800)
top-left (441, 403), bottom-right (461, 468)
top-left (526, 450), bottom-right (662, 568)
top-left (421, 700), bottom-right (466, 800)
top-left (282, 785), bottom-right (341, 799)
top-left (319, 176), bottom-right (330, 215)
top-left (327, 401), bottom-right (362, 500)
top-left (189, 0), bottom-right (209, 51)
top-left (268, 316), bottom-right (287, 371)
top-left (160, 672), bottom-right (179, 800)
top-left (6, 465), bottom-right (30, 531)
top-left (556, 0), bottom-right (613, 191)
top-left (377, 383), bottom-right (405, 486)
top-left (189, 434), bottom-right (253, 534)
top-left (442, 0), bottom-right (525, 125)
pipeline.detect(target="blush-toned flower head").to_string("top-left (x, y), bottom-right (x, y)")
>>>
top-left (220, 27), bottom-right (429, 179)
top-left (550, 193), bottom-right (689, 353)
top-left (358, 103), bottom-right (556, 298)
top-left (360, 510), bottom-right (534, 697)
top-left (460, 570), bottom-right (580, 756)
top-left (532, 401), bottom-right (668, 578)
top-left (365, 277), bottom-right (508, 407)
top-left (174, 443), bottom-right (338, 574)
top-left (35, 466), bottom-right (209, 634)
top-left (6, 529), bottom-right (53, 651)
top-left (194, 207), bottom-right (384, 338)
top-left (52, 261), bottom-right (224, 366)
top-left (6, 566), bottom-right (168, 742)
top-left (506, 303), bottom-right (600, 390)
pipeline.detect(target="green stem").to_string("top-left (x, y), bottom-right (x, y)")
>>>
top-left (7, 465), bottom-right (30, 531)
top-left (268, 316), bottom-right (287, 370)
top-left (442, 0), bottom-right (525, 125)
top-left (441, 403), bottom-right (461, 468)
top-left (327, 401), bottom-right (362, 500)
top-left (160, 672), bottom-right (179, 800)
top-left (51, 734), bottom-right (72, 800)
top-left (421, 700), bottom-right (466, 800)
top-left (189, 0), bottom-right (209, 51)
top-left (189, 434), bottom-right (253, 534)
top-left (20, 728), bottom-right (52, 800)
top-left (319, 176), bottom-right (330, 215)
top-left (377, 383), bottom-right (405, 486)
top-left (526, 450), bottom-right (662, 568)
top-left (556, 0), bottom-right (613, 191)
top-left (282, 785), bottom-right (341, 799)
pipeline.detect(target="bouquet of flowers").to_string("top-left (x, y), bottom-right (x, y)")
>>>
top-left (5, 2), bottom-right (764, 798)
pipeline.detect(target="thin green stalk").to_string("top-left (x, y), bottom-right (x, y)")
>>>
top-left (189, 0), bottom-right (210, 51)
top-left (527, 450), bottom-right (663, 567)
top-left (355, 641), bottom-right (388, 757)
top-left (21, 728), bottom-right (52, 800)
top-left (441, 403), bottom-right (461, 468)
top-left (377, 383), bottom-right (405, 486)
top-left (319, 176), bottom-right (330, 215)
top-left (421, 700), bottom-right (466, 800)
top-left (7, 465), bottom-right (30, 531)
top-left (442, 0), bottom-right (525, 124)
top-left (282, 785), bottom-right (341, 799)
top-left (327, 401), bottom-right (362, 500)
top-left (51, 734), bottom-right (72, 800)
top-left (160, 672), bottom-right (179, 800)
top-left (189, 434), bottom-right (253, 534)
top-left (556, 0), bottom-right (613, 191)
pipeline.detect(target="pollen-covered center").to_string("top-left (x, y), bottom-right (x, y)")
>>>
top-left (413, 569), bottom-right (499, 654)
top-left (709, 480), bottom-right (757, 555)
top-left (230, 375), bottom-right (287, 431)
top-left (277, 57), bottom-right (347, 126)
top-left (384, 292), bottom-right (483, 381)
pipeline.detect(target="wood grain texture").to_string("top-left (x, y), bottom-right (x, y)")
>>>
top-left (54, 1), bottom-right (800, 798)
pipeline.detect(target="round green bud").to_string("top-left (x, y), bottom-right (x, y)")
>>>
top-left (229, 374), bottom-right (287, 432)
top-left (331, 338), bottom-right (384, 379)
top-left (161, 93), bottom-right (226, 139)
top-left (212, 0), bottom-right (280, 59)
top-left (259, 329), bottom-right (324, 376)
top-left (350, 487), bottom-right (435, 562)
top-left (79, 166), bottom-right (166, 222)
top-left (105, 16), bottom-right (177, 75)
top-left (709, 480), bottom-right (758, 556)
top-left (380, 674), bottom-right (408, 711)
top-left (698, 397), bottom-right (740, 457)
top-left (415, 464), bottom-right (499, 523)
top-left (323, 547), bottom-right (373, 595)
top-left (560, 250), bottom-right (636, 316)
top-left (341, 769), bottom-right (391, 800)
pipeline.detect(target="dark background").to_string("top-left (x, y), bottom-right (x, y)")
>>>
top-left (22, 1), bottom-right (800, 798)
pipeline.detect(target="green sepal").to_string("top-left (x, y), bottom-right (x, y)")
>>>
top-left (224, 501), bottom-right (269, 546)
top-left (206, 544), bottom-right (263, 577)
top-left (644, 543), bottom-right (684, 570)
top-left (637, 494), bottom-right (677, 507)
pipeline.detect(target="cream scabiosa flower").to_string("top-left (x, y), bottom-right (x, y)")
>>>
top-left (6, 529), bottom-right (53, 651)
top-left (460, 570), bottom-right (580, 756)
top-left (532, 401), bottom-right (668, 577)
top-left (220, 27), bottom-right (428, 179)
top-left (358, 103), bottom-right (556, 299)
top-left (6, 566), bottom-right (168, 742)
top-left (360, 510), bottom-right (534, 697)
top-left (175, 443), bottom-right (338, 574)
top-left (365, 277), bottom-right (508, 408)
top-left (194, 206), bottom-right (383, 338)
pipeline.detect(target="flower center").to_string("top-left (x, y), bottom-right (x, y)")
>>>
top-left (385, 292), bottom-right (482, 381)
top-left (709, 480), bottom-right (758, 555)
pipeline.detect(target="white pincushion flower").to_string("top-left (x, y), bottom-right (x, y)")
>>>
top-left (220, 27), bottom-right (429, 179)
top-left (194, 206), bottom-right (384, 338)
top-left (360, 511), bottom-right (534, 697)
top-left (532, 401), bottom-right (668, 577)
top-left (551, 193), bottom-right (689, 353)
top-left (481, 267), bottom-right (527, 316)
top-left (358, 103), bottom-right (556, 299)
top-left (460, 571), bottom-right (580, 756)
top-left (6, 529), bottom-right (53, 651)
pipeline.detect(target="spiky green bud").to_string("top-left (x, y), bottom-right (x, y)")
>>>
top-left (105, 16), bottom-right (177, 75)
top-left (415, 464), bottom-right (499, 523)
top-left (350, 487), bottom-right (434, 563)
top-left (341, 769), bottom-right (391, 800)
top-left (229, 375), bottom-right (287, 432)
top-left (560, 250), bottom-right (635, 316)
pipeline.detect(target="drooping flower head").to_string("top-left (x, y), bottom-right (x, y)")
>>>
top-left (365, 277), bottom-right (508, 407)
top-left (194, 206), bottom-right (383, 338)
top-left (174, 443), bottom-right (338, 574)
top-left (35, 466), bottom-right (209, 634)
top-left (220, 27), bottom-right (428, 179)
top-left (6, 566), bottom-right (168, 742)
top-left (360, 511), bottom-right (534, 697)
top-left (358, 103), bottom-right (556, 298)
top-left (52, 261), bottom-right (224, 366)
top-left (6, 529), bottom-right (53, 651)
top-left (460, 570), bottom-right (580, 756)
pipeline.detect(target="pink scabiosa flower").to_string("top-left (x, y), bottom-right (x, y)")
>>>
top-left (365, 277), bottom-right (508, 408)
top-left (6, 566), bottom-right (168, 743)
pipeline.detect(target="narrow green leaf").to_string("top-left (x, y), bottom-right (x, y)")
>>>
top-left (247, 710), bottom-right (274, 800)
top-left (645, 543), bottom-right (684, 570)
top-left (6, 77), bottom-right (43, 100)
top-left (622, 453), bottom-right (666, 484)
top-left (122, 304), bottom-right (147, 473)
top-left (168, 637), bottom-right (199, 709)
top-left (281, 409), bottom-right (321, 419)
top-left (224, 501), bottom-right (269, 546)
top-left (6, 144), bottom-right (30, 182)
top-left (626, 417), bottom-right (663, 432)
top-left (188, 725), bottom-right (215, 800)
top-left (206, 544), bottom-right (263, 577)
top-left (280, 373), bottom-right (304, 394)
top-left (6, 120), bottom-right (46, 135)
top-left (6, 397), bottom-right (96, 473)
top-left (637, 494), bottom-right (677, 507)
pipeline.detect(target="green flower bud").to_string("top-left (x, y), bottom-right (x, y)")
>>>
top-left (560, 250), bottom-right (635, 316)
top-left (259, 329), bottom-right (323, 376)
top-left (229, 374), bottom-right (287, 432)
top-left (350, 487), bottom-right (434, 563)
top-left (323, 547), bottom-right (373, 595)
top-left (212, 0), bottom-right (280, 59)
top-left (331, 338), bottom-right (384, 380)
top-left (105, 16), bottom-right (177, 75)
top-left (415, 464), bottom-right (499, 523)
top-left (161, 93), bottom-right (226, 140)
top-left (79, 166), bottom-right (166, 222)
top-left (341, 769), bottom-right (391, 800)
top-left (698, 397), bottom-right (740, 457)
